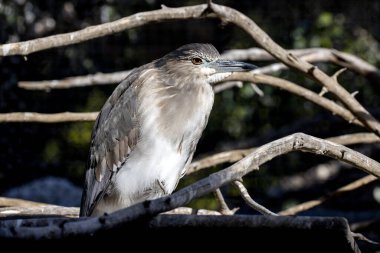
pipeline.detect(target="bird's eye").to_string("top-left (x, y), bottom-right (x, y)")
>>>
top-left (191, 57), bottom-right (203, 65)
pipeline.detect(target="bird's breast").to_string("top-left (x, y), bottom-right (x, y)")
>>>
top-left (113, 80), bottom-right (214, 207)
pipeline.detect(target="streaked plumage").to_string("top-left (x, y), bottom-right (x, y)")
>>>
top-left (80, 43), bottom-right (256, 216)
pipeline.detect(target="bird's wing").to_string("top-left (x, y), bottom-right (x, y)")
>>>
top-left (80, 69), bottom-right (143, 217)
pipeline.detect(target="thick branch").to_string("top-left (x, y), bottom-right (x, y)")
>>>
top-left (210, 3), bottom-right (380, 135)
top-left (1, 133), bottom-right (379, 239)
top-left (0, 5), bottom-right (211, 56)
top-left (0, 112), bottom-right (98, 123)
top-left (279, 175), bottom-right (377, 215)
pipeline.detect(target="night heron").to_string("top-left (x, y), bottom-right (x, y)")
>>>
top-left (80, 43), bottom-right (256, 216)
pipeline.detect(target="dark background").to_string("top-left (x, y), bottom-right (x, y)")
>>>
top-left (0, 0), bottom-right (379, 235)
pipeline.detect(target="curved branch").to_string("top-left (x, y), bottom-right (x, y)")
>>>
top-left (0, 5), bottom-right (211, 56)
top-left (0, 112), bottom-right (98, 123)
top-left (187, 132), bottom-right (380, 175)
top-left (233, 180), bottom-right (278, 216)
top-left (1, 133), bottom-right (379, 239)
top-left (225, 72), bottom-right (362, 127)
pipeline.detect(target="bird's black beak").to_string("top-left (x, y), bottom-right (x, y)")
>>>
top-left (210, 60), bottom-right (257, 73)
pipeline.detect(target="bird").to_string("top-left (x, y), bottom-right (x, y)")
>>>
top-left (80, 43), bottom-right (256, 216)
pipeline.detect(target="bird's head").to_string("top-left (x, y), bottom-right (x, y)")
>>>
top-left (158, 43), bottom-right (257, 85)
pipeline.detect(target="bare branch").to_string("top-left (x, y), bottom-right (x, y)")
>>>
top-left (18, 70), bottom-right (131, 91)
top-left (0, 5), bottom-right (212, 56)
top-left (233, 180), bottom-right (278, 216)
top-left (1, 133), bottom-right (379, 239)
top-left (222, 47), bottom-right (380, 79)
top-left (332, 68), bottom-right (347, 81)
top-left (0, 206), bottom-right (79, 218)
top-left (163, 207), bottom-right (221, 215)
top-left (213, 81), bottom-right (243, 93)
top-left (210, 4), bottom-right (380, 135)
top-left (214, 188), bottom-right (234, 215)
top-left (0, 112), bottom-right (98, 123)
top-left (224, 72), bottom-right (362, 127)
top-left (279, 175), bottom-right (377, 216)
top-left (0, 197), bottom-right (79, 218)
top-left (187, 132), bottom-right (380, 175)
top-left (0, 197), bottom-right (50, 208)
top-left (327, 132), bottom-right (380, 145)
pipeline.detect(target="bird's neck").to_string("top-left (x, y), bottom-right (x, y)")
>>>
top-left (139, 75), bottom-right (214, 146)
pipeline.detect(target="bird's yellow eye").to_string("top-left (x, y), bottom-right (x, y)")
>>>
top-left (191, 57), bottom-right (203, 65)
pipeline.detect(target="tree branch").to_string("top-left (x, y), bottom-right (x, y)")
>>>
top-left (233, 180), bottom-right (278, 216)
top-left (213, 188), bottom-right (235, 215)
top-left (18, 70), bottom-right (131, 90)
top-left (0, 112), bottom-right (98, 123)
top-left (222, 47), bottom-right (380, 79)
top-left (278, 174), bottom-right (377, 216)
top-left (187, 132), bottom-right (380, 175)
top-left (225, 73), bottom-right (362, 126)
top-left (0, 5), bottom-right (212, 56)
top-left (163, 207), bottom-right (221, 215)
top-left (0, 206), bottom-right (79, 218)
top-left (1, 133), bottom-right (379, 239)
top-left (0, 197), bottom-right (50, 208)
top-left (327, 132), bottom-right (380, 145)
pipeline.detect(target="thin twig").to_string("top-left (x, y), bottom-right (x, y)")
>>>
top-left (0, 112), bottom-right (98, 123)
top-left (18, 70), bottom-right (131, 90)
top-left (233, 180), bottom-right (278, 216)
top-left (214, 188), bottom-right (234, 215)
top-left (279, 175), bottom-right (377, 215)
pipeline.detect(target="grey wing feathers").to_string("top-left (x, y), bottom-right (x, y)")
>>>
top-left (79, 69), bottom-right (141, 217)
